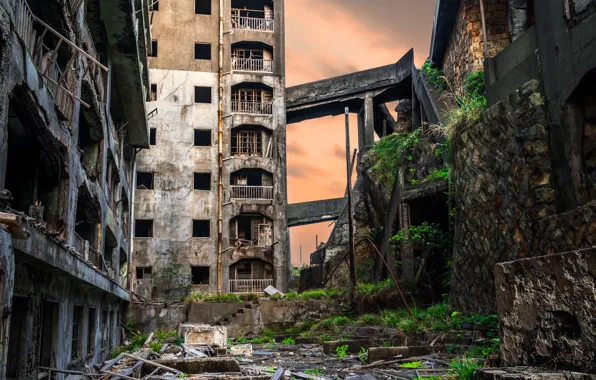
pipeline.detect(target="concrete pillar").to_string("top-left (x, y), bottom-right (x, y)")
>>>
top-left (508, 0), bottom-right (528, 42)
top-left (412, 92), bottom-right (422, 131)
top-left (358, 93), bottom-right (375, 161)
top-left (0, 96), bottom-right (9, 190)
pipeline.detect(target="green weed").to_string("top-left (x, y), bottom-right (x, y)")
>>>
top-left (336, 344), bottom-right (349, 359)
top-left (318, 334), bottom-right (333, 343)
top-left (400, 361), bottom-right (422, 369)
top-left (449, 357), bottom-right (481, 380)
top-left (358, 347), bottom-right (368, 362)
top-left (282, 337), bottom-right (296, 345)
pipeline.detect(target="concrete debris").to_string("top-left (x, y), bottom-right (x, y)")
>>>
top-left (264, 285), bottom-right (284, 297)
top-left (178, 323), bottom-right (227, 348)
top-left (230, 343), bottom-right (253, 356)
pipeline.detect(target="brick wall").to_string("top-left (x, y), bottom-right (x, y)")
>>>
top-left (443, 0), bottom-right (510, 89)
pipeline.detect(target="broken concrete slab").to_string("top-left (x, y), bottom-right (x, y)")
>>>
top-left (178, 323), bottom-right (227, 348)
top-left (495, 250), bottom-right (596, 371)
top-left (152, 357), bottom-right (241, 374)
top-left (473, 367), bottom-right (596, 380)
top-left (230, 343), bottom-right (253, 356)
top-left (367, 346), bottom-right (443, 362)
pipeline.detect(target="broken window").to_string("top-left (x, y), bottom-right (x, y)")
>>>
top-left (88, 308), bottom-right (96, 354)
top-left (195, 43), bottom-right (211, 60)
top-left (193, 220), bottom-right (210, 237)
top-left (194, 130), bottom-right (211, 146)
top-left (194, 173), bottom-right (211, 190)
top-left (194, 86), bottom-right (212, 103)
top-left (232, 130), bottom-right (262, 156)
top-left (136, 267), bottom-right (152, 280)
top-left (150, 84), bottom-right (157, 101)
top-left (195, 0), bottom-right (211, 14)
top-left (71, 305), bottom-right (83, 360)
top-left (39, 301), bottom-right (58, 367)
top-left (135, 220), bottom-right (154, 238)
top-left (192, 266), bottom-right (210, 284)
top-left (151, 0), bottom-right (159, 10)
top-left (230, 214), bottom-right (273, 246)
top-left (137, 172), bottom-right (154, 190)
top-left (150, 40), bottom-right (158, 57)
top-left (150, 128), bottom-right (157, 145)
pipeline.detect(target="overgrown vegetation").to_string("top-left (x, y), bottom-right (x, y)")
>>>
top-left (184, 292), bottom-right (259, 303)
top-left (336, 344), bottom-right (349, 359)
top-left (421, 61), bottom-right (447, 90)
top-left (281, 337), bottom-right (295, 345)
top-left (367, 129), bottom-right (421, 186)
top-left (110, 328), bottom-right (181, 359)
top-left (422, 166), bottom-right (450, 182)
top-left (449, 357), bottom-right (482, 380)
top-left (400, 361), bottom-right (422, 369)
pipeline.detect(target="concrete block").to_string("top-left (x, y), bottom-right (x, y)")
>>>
top-left (367, 346), bottom-right (438, 362)
top-left (154, 358), bottom-right (241, 374)
top-left (179, 324), bottom-right (227, 348)
top-left (473, 367), bottom-right (596, 380)
top-left (230, 343), bottom-right (252, 356)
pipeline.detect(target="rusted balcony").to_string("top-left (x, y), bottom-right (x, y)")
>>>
top-left (232, 58), bottom-right (273, 73)
top-left (232, 101), bottom-right (273, 115)
top-left (231, 185), bottom-right (273, 200)
top-left (231, 15), bottom-right (274, 32)
top-left (230, 279), bottom-right (273, 293)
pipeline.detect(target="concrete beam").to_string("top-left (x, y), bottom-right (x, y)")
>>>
top-left (411, 67), bottom-right (443, 125)
top-left (287, 198), bottom-right (347, 227)
top-left (286, 50), bottom-right (413, 124)
top-left (12, 226), bottom-right (129, 301)
top-left (429, 0), bottom-right (460, 67)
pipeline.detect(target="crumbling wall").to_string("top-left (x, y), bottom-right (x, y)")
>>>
top-left (0, 227), bottom-right (14, 380)
top-left (443, 0), bottom-right (509, 89)
top-left (495, 249), bottom-right (596, 371)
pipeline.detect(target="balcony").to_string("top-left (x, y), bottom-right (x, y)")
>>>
top-left (231, 15), bottom-right (274, 32)
top-left (232, 58), bottom-right (273, 73)
top-left (232, 101), bottom-right (273, 115)
top-left (230, 279), bottom-right (273, 293)
top-left (231, 185), bottom-right (273, 200)
top-left (74, 232), bottom-right (103, 270)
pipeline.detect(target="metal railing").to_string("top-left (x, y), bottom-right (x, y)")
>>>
top-left (88, 246), bottom-right (102, 269)
top-left (231, 16), bottom-right (274, 32)
top-left (230, 279), bottom-right (273, 293)
top-left (13, 0), bottom-right (75, 120)
top-left (232, 101), bottom-right (273, 115)
top-left (81, 21), bottom-right (107, 102)
top-left (232, 58), bottom-right (273, 73)
top-left (231, 186), bottom-right (273, 200)
top-left (74, 232), bottom-right (86, 256)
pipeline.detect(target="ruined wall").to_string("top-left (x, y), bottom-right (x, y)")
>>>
top-left (443, 0), bottom-right (509, 88)
top-left (495, 249), bottom-right (596, 372)
top-left (451, 79), bottom-right (596, 314)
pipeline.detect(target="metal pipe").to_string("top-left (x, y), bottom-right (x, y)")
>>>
top-left (217, 0), bottom-right (225, 293)
top-left (479, 0), bottom-right (489, 59)
top-left (344, 107), bottom-right (357, 306)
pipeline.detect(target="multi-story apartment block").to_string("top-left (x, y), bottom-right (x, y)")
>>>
top-left (0, 0), bottom-right (151, 376)
top-left (134, 0), bottom-right (288, 298)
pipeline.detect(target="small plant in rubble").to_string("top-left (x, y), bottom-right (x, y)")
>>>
top-left (358, 347), bottom-right (368, 362)
top-left (336, 344), bottom-right (349, 359)
top-left (282, 337), bottom-right (295, 345)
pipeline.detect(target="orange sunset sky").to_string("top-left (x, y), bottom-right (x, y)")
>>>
top-left (286, 0), bottom-right (436, 266)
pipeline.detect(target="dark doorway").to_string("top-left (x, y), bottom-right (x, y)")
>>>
top-left (7, 296), bottom-right (28, 378)
top-left (39, 300), bottom-right (59, 367)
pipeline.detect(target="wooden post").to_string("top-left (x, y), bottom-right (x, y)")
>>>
top-left (344, 108), bottom-right (357, 306)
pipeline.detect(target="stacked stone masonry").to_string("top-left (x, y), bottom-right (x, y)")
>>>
top-left (443, 0), bottom-right (510, 88)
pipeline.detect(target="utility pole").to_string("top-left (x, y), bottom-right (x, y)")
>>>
top-left (300, 245), bottom-right (302, 267)
top-left (344, 107), bottom-right (357, 306)
top-left (316, 235), bottom-right (318, 248)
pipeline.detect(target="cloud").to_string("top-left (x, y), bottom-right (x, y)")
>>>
top-left (287, 164), bottom-right (330, 179)
top-left (287, 142), bottom-right (308, 157)
top-left (330, 144), bottom-right (346, 160)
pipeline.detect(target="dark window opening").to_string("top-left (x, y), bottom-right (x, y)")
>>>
top-left (88, 308), bottom-right (96, 354)
top-left (193, 220), bottom-right (210, 237)
top-left (137, 172), bottom-right (154, 190)
top-left (151, 0), bottom-right (159, 10)
top-left (135, 220), bottom-right (154, 238)
top-left (6, 297), bottom-right (27, 378)
top-left (195, 0), bottom-right (211, 14)
top-left (150, 84), bottom-right (157, 101)
top-left (150, 40), bottom-right (158, 57)
top-left (150, 128), bottom-right (157, 145)
top-left (195, 43), bottom-right (211, 60)
top-left (71, 306), bottom-right (83, 360)
top-left (194, 173), bottom-right (211, 190)
top-left (101, 310), bottom-right (108, 348)
top-left (194, 130), bottom-right (211, 146)
top-left (39, 301), bottom-right (58, 367)
top-left (136, 267), bottom-right (153, 280)
top-left (192, 266), bottom-right (210, 284)
top-left (194, 86), bottom-right (211, 103)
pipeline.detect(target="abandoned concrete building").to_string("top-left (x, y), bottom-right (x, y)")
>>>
top-left (133, 0), bottom-right (288, 299)
top-left (0, 0), bottom-right (151, 376)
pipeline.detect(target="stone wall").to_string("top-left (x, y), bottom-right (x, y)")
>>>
top-left (451, 80), bottom-right (554, 314)
top-left (495, 249), bottom-right (596, 371)
top-left (451, 79), bottom-right (596, 314)
top-left (443, 0), bottom-right (509, 89)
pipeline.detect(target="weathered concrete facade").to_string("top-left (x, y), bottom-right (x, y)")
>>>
top-left (135, 0), bottom-right (288, 298)
top-left (0, 0), bottom-right (151, 376)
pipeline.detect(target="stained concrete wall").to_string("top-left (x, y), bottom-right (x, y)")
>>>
top-left (136, 0), bottom-right (288, 296)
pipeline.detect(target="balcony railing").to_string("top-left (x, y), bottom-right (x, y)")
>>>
top-left (89, 246), bottom-right (102, 269)
top-left (232, 58), bottom-right (273, 73)
top-left (13, 0), bottom-right (75, 120)
top-left (232, 16), bottom-right (274, 32)
top-left (230, 279), bottom-right (273, 293)
top-left (81, 21), bottom-right (107, 102)
top-left (232, 101), bottom-right (273, 115)
top-left (231, 186), bottom-right (273, 200)
top-left (74, 232), bottom-right (86, 256)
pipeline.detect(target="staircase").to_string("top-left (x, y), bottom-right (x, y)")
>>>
top-left (213, 303), bottom-right (256, 337)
